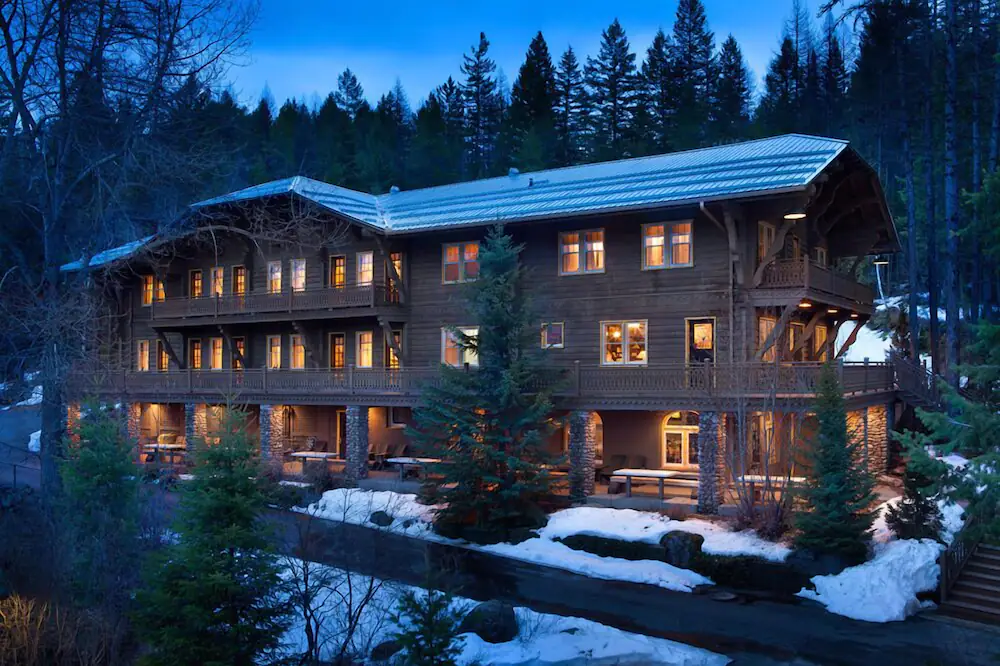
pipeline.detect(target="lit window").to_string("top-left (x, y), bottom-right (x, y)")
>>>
top-left (388, 252), bottom-right (403, 299)
top-left (357, 251), bottom-right (374, 286)
top-left (232, 266), bottom-right (246, 296)
top-left (670, 222), bottom-right (692, 266)
top-left (210, 338), bottom-right (223, 370)
top-left (688, 319), bottom-right (715, 363)
top-left (357, 331), bottom-right (373, 368)
top-left (814, 325), bottom-right (829, 361)
top-left (233, 337), bottom-right (245, 370)
top-left (189, 339), bottom-right (202, 370)
top-left (291, 259), bottom-right (306, 292)
top-left (190, 270), bottom-right (203, 298)
top-left (156, 279), bottom-right (165, 302)
top-left (602, 321), bottom-right (647, 365)
top-left (385, 330), bottom-right (402, 368)
top-left (157, 341), bottom-right (169, 371)
top-left (758, 316), bottom-right (776, 363)
top-left (137, 340), bottom-right (150, 371)
top-left (442, 327), bottom-right (479, 367)
top-left (291, 335), bottom-right (305, 370)
top-left (330, 333), bottom-right (345, 369)
top-left (211, 267), bottom-right (224, 297)
top-left (560, 230), bottom-right (604, 275)
top-left (541, 322), bottom-right (564, 349)
top-left (442, 242), bottom-right (479, 283)
top-left (644, 223), bottom-right (692, 269)
top-left (643, 225), bottom-right (665, 268)
top-left (268, 261), bottom-right (282, 294)
top-left (330, 255), bottom-right (346, 288)
top-left (141, 275), bottom-right (154, 306)
top-left (267, 336), bottom-right (281, 369)
top-left (757, 222), bottom-right (776, 266)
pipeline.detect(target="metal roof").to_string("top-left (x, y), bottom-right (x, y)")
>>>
top-left (60, 235), bottom-right (156, 272)
top-left (64, 134), bottom-right (855, 271)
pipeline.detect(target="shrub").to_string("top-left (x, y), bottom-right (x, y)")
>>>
top-left (390, 587), bottom-right (465, 666)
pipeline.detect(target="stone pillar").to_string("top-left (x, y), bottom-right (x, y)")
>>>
top-left (344, 405), bottom-right (369, 486)
top-left (697, 411), bottom-right (721, 515)
top-left (259, 404), bottom-right (273, 458)
top-left (126, 402), bottom-right (141, 444)
top-left (568, 410), bottom-right (597, 501)
top-left (184, 403), bottom-right (197, 446)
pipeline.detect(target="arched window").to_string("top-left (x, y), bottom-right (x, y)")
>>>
top-left (662, 411), bottom-right (700, 468)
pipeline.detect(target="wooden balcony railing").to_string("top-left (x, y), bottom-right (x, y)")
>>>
top-left (760, 257), bottom-right (875, 304)
top-left (68, 361), bottom-right (896, 403)
top-left (147, 282), bottom-right (400, 321)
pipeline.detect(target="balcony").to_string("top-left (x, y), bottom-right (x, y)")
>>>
top-left (145, 282), bottom-right (401, 325)
top-left (757, 258), bottom-right (875, 311)
top-left (68, 361), bottom-right (896, 409)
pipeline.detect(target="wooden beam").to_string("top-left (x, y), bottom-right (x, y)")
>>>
top-left (790, 310), bottom-right (824, 358)
top-left (836, 320), bottom-right (865, 359)
top-left (155, 330), bottom-right (185, 370)
top-left (373, 234), bottom-right (408, 303)
top-left (378, 317), bottom-right (406, 366)
top-left (752, 219), bottom-right (796, 287)
top-left (216, 325), bottom-right (246, 368)
top-left (720, 204), bottom-right (743, 287)
top-left (755, 303), bottom-right (798, 361)
top-left (820, 197), bottom-right (879, 236)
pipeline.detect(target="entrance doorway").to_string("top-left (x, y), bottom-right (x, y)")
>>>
top-left (662, 411), bottom-right (700, 469)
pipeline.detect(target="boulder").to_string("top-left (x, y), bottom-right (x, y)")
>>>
top-left (659, 531), bottom-right (705, 568)
top-left (370, 639), bottom-right (403, 662)
top-left (458, 600), bottom-right (518, 644)
top-left (369, 510), bottom-right (394, 527)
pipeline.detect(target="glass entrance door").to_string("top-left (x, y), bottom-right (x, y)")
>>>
top-left (662, 411), bottom-right (700, 469)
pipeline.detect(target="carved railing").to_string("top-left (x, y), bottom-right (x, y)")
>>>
top-left (760, 257), bottom-right (875, 304)
top-left (147, 282), bottom-right (399, 320)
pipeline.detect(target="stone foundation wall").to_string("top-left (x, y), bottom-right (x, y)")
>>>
top-left (126, 403), bottom-right (141, 443)
top-left (258, 404), bottom-right (288, 459)
top-left (847, 406), bottom-right (888, 475)
top-left (697, 411), bottom-right (721, 514)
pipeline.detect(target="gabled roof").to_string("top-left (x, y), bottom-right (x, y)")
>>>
top-left (62, 134), bottom-right (867, 271)
top-left (60, 235), bottom-right (156, 272)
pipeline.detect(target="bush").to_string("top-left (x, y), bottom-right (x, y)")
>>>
top-left (391, 587), bottom-right (465, 666)
top-left (689, 554), bottom-right (811, 594)
top-left (885, 466), bottom-right (943, 541)
top-left (303, 460), bottom-right (336, 493)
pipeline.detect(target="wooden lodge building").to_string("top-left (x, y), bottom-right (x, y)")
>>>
top-left (64, 134), bottom-right (925, 508)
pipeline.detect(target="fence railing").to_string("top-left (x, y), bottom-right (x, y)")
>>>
top-left (940, 512), bottom-right (981, 603)
top-left (760, 257), bottom-right (875, 304)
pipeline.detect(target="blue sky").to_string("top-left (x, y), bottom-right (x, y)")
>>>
top-left (227, 0), bottom-right (832, 110)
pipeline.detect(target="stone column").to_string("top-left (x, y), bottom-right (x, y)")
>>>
top-left (344, 405), bottom-right (369, 486)
top-left (126, 402), bottom-right (141, 444)
top-left (184, 403), bottom-right (197, 447)
top-left (568, 410), bottom-right (597, 502)
top-left (259, 404), bottom-right (273, 458)
top-left (697, 411), bottom-right (721, 515)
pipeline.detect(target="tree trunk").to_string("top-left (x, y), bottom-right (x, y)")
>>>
top-left (899, 36), bottom-right (920, 361)
top-left (926, 0), bottom-right (941, 377)
top-left (970, 0), bottom-right (983, 325)
top-left (943, 0), bottom-right (960, 387)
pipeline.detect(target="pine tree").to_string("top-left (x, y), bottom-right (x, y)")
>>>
top-left (885, 463), bottom-right (944, 541)
top-left (315, 92), bottom-right (357, 186)
top-left (712, 35), bottom-right (753, 142)
top-left (509, 31), bottom-right (557, 170)
top-left (247, 90), bottom-right (275, 183)
top-left (461, 32), bottom-right (500, 179)
top-left (335, 68), bottom-right (366, 120)
top-left (408, 94), bottom-right (459, 188)
top-left (671, 0), bottom-right (716, 149)
top-left (641, 29), bottom-right (677, 152)
top-left (755, 36), bottom-right (799, 135)
top-left (408, 226), bottom-right (556, 540)
top-left (585, 19), bottom-right (638, 160)
top-left (802, 47), bottom-right (823, 134)
top-left (271, 98), bottom-right (314, 176)
top-left (820, 15), bottom-right (849, 136)
top-left (553, 46), bottom-right (586, 166)
top-left (135, 410), bottom-right (291, 665)
top-left (796, 363), bottom-right (878, 562)
top-left (390, 587), bottom-right (465, 666)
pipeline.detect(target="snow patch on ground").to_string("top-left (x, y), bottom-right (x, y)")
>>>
top-left (296, 488), bottom-right (439, 540)
top-left (14, 386), bottom-right (42, 407)
top-left (27, 430), bottom-right (40, 453)
top-left (837, 324), bottom-right (892, 362)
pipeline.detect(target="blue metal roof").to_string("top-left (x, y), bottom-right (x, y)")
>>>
top-left (60, 235), bottom-right (156, 272)
top-left (64, 134), bottom-right (854, 271)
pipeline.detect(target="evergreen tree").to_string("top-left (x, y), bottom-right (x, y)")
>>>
top-left (553, 46), bottom-right (586, 166)
top-left (796, 363), bottom-right (878, 562)
top-left (390, 587), bottom-right (465, 666)
top-left (247, 90), bottom-right (276, 183)
top-left (641, 29), bottom-right (677, 152)
top-left (802, 47), bottom-right (823, 134)
top-left (509, 31), bottom-right (557, 170)
top-left (409, 226), bottom-right (556, 540)
top-left (409, 93), bottom-right (459, 188)
top-left (712, 35), bottom-right (753, 142)
top-left (756, 36), bottom-right (800, 135)
top-left (671, 0), bottom-right (716, 149)
top-left (820, 15), bottom-right (849, 136)
top-left (315, 92), bottom-right (357, 186)
top-left (335, 68), bottom-right (366, 120)
top-left (271, 98), bottom-right (315, 176)
top-left (885, 462), bottom-right (944, 541)
top-left (585, 19), bottom-right (638, 160)
top-left (136, 410), bottom-right (290, 665)
top-left (461, 32), bottom-right (501, 179)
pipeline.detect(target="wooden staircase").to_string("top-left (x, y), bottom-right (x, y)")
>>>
top-left (940, 544), bottom-right (1000, 623)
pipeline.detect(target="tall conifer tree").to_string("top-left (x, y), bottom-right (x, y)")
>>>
top-left (553, 46), bottom-right (586, 166)
top-left (712, 35), bottom-right (753, 142)
top-left (510, 31), bottom-right (557, 170)
top-left (756, 36), bottom-right (799, 135)
top-left (461, 32), bottom-right (500, 179)
top-left (671, 0), bottom-right (716, 149)
top-left (585, 19), bottom-right (638, 160)
top-left (335, 68), bottom-right (366, 120)
top-left (641, 29), bottom-right (677, 152)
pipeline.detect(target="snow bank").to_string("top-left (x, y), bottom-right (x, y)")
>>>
top-left (838, 324), bottom-right (891, 362)
top-left (296, 488), bottom-right (439, 540)
top-left (27, 430), bottom-right (40, 453)
top-left (538, 506), bottom-right (791, 563)
top-left (797, 539), bottom-right (944, 622)
top-left (15, 386), bottom-right (42, 407)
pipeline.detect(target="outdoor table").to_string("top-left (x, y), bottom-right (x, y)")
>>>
top-left (610, 468), bottom-right (679, 499)
top-left (386, 456), bottom-right (442, 482)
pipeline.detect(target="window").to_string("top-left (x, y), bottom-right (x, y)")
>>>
top-left (141, 275), bottom-right (154, 306)
top-left (757, 222), bottom-right (776, 265)
top-left (211, 267), bottom-right (224, 297)
top-left (384, 330), bottom-right (402, 369)
top-left (233, 337), bottom-right (245, 370)
top-left (232, 266), bottom-right (246, 296)
top-left (136, 340), bottom-right (150, 371)
top-left (330, 255), bottom-right (346, 288)
top-left (790, 235), bottom-right (801, 260)
top-left (356, 331), bottom-right (373, 368)
top-left (442, 327), bottom-right (479, 367)
top-left (268, 261), bottom-right (282, 294)
top-left (643, 223), bottom-right (692, 269)
top-left (189, 339), bottom-right (202, 370)
top-left (814, 325), bottom-right (829, 362)
top-left (291, 259), bottom-right (306, 292)
top-left (156, 279), bottom-right (165, 302)
top-left (687, 318), bottom-right (715, 363)
top-left (190, 270), bottom-right (203, 298)
top-left (789, 322), bottom-right (806, 361)
top-left (387, 407), bottom-right (407, 429)
top-left (209, 338), bottom-right (223, 370)
top-left (758, 316), bottom-right (776, 363)
top-left (267, 336), bottom-right (281, 369)
top-left (387, 252), bottom-right (403, 299)
top-left (541, 322), bottom-right (564, 349)
top-left (330, 333), bottom-right (345, 369)
top-left (157, 341), bottom-right (169, 372)
top-left (442, 242), bottom-right (479, 283)
top-left (602, 320), bottom-right (647, 365)
top-left (560, 230), bottom-right (604, 275)
top-left (356, 251), bottom-right (374, 287)
top-left (290, 335), bottom-right (305, 370)
top-left (815, 246), bottom-right (828, 266)
top-left (663, 411), bottom-right (700, 468)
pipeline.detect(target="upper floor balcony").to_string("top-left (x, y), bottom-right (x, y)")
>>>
top-left (143, 282), bottom-right (402, 326)
top-left (756, 257), bottom-right (875, 313)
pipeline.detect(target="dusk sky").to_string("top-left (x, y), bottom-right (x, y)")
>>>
top-left (227, 0), bottom-right (834, 110)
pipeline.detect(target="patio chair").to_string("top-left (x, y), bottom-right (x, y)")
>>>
top-left (628, 454), bottom-right (648, 469)
top-left (369, 438), bottom-right (390, 470)
top-left (597, 454), bottom-right (627, 484)
top-left (387, 440), bottom-right (407, 458)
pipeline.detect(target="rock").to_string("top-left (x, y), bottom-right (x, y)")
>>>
top-left (710, 591), bottom-right (738, 602)
top-left (401, 518), bottom-right (415, 529)
top-left (369, 510), bottom-right (394, 527)
top-left (370, 639), bottom-right (403, 661)
top-left (659, 531), bottom-right (705, 568)
top-left (458, 600), bottom-right (518, 644)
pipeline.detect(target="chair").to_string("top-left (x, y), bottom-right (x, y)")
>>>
top-left (369, 438), bottom-right (390, 469)
top-left (597, 454), bottom-right (627, 484)
top-left (628, 454), bottom-right (648, 469)
top-left (387, 440), bottom-right (407, 458)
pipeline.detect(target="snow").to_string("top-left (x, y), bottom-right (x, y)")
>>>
top-left (838, 324), bottom-right (892, 362)
top-left (14, 385), bottom-right (42, 407)
top-left (279, 559), bottom-right (727, 666)
top-left (27, 430), bottom-right (40, 453)
top-left (296, 489), bottom-right (439, 540)
top-left (279, 480), bottom-right (312, 488)
top-left (940, 454), bottom-right (970, 469)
